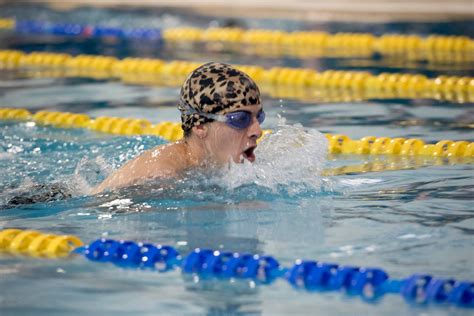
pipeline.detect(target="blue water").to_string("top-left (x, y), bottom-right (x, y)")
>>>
top-left (1, 4), bottom-right (474, 316)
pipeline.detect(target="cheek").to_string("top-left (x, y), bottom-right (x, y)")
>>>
top-left (211, 127), bottom-right (243, 155)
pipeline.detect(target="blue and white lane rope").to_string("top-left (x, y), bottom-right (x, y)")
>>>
top-left (72, 238), bottom-right (474, 307)
top-left (14, 20), bottom-right (162, 40)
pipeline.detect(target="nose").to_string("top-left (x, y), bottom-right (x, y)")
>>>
top-left (248, 116), bottom-right (262, 140)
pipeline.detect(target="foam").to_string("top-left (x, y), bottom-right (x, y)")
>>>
top-left (219, 118), bottom-right (328, 194)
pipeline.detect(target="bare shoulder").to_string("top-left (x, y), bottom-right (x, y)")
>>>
top-left (143, 141), bottom-right (189, 171)
top-left (92, 141), bottom-right (189, 193)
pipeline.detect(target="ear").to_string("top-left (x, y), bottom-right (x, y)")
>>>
top-left (192, 124), bottom-right (208, 139)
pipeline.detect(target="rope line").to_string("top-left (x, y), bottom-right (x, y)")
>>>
top-left (3, 66), bottom-right (470, 104)
top-left (0, 107), bottom-right (473, 158)
top-left (0, 229), bottom-right (83, 258)
top-left (0, 18), bottom-right (472, 62)
top-left (0, 50), bottom-right (472, 103)
top-left (321, 156), bottom-right (469, 176)
top-left (0, 229), bottom-right (472, 307)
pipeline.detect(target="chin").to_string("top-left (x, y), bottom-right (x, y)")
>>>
top-left (235, 154), bottom-right (255, 164)
top-left (232, 156), bottom-right (243, 164)
top-left (227, 151), bottom-right (256, 164)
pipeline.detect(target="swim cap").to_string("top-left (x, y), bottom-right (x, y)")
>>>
top-left (178, 62), bottom-right (261, 133)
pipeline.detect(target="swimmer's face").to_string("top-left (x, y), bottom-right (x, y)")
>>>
top-left (205, 104), bottom-right (263, 165)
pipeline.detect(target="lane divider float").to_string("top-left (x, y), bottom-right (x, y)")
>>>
top-left (0, 18), bottom-right (472, 63)
top-left (0, 50), bottom-right (472, 103)
top-left (0, 107), bottom-right (472, 158)
top-left (0, 228), bottom-right (83, 258)
top-left (321, 155), bottom-right (469, 176)
top-left (1, 67), bottom-right (470, 104)
top-left (0, 229), bottom-right (472, 307)
top-left (325, 134), bottom-right (474, 157)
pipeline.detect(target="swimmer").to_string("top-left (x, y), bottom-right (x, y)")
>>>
top-left (93, 62), bottom-right (265, 194)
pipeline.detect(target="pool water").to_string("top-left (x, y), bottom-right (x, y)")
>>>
top-left (0, 4), bottom-right (473, 316)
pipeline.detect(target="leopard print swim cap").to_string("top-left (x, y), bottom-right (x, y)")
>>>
top-left (178, 62), bottom-right (261, 133)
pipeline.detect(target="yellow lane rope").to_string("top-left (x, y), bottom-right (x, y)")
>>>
top-left (164, 28), bottom-right (473, 58)
top-left (3, 67), bottom-right (471, 104)
top-left (0, 18), bottom-right (472, 62)
top-left (0, 228), bottom-right (83, 258)
top-left (322, 155), bottom-right (468, 176)
top-left (1, 108), bottom-right (472, 158)
top-left (0, 108), bottom-right (185, 141)
top-left (0, 50), bottom-right (472, 103)
top-left (0, 18), bottom-right (15, 30)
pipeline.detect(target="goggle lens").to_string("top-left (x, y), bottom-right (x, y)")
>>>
top-left (257, 110), bottom-right (265, 125)
top-left (225, 111), bottom-right (265, 129)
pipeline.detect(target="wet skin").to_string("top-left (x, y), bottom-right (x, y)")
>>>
top-left (92, 104), bottom-right (263, 194)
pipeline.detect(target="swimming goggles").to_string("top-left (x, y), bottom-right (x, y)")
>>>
top-left (214, 110), bottom-right (265, 129)
top-left (179, 98), bottom-right (265, 130)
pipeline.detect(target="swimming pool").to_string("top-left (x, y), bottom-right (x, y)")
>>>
top-left (0, 4), bottom-right (473, 315)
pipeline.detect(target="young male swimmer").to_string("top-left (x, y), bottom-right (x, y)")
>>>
top-left (93, 62), bottom-right (265, 193)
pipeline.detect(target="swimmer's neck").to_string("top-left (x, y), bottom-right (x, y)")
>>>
top-left (181, 134), bottom-right (212, 169)
top-left (182, 133), bottom-right (226, 170)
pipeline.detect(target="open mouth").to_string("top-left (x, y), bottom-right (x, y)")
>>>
top-left (242, 146), bottom-right (257, 162)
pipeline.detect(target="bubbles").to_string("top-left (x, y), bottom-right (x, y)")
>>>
top-left (220, 119), bottom-right (328, 195)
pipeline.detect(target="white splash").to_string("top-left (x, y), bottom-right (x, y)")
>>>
top-left (398, 233), bottom-right (432, 240)
top-left (339, 178), bottom-right (383, 186)
top-left (222, 119), bottom-right (328, 192)
top-left (99, 198), bottom-right (133, 209)
top-left (98, 213), bottom-right (113, 220)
